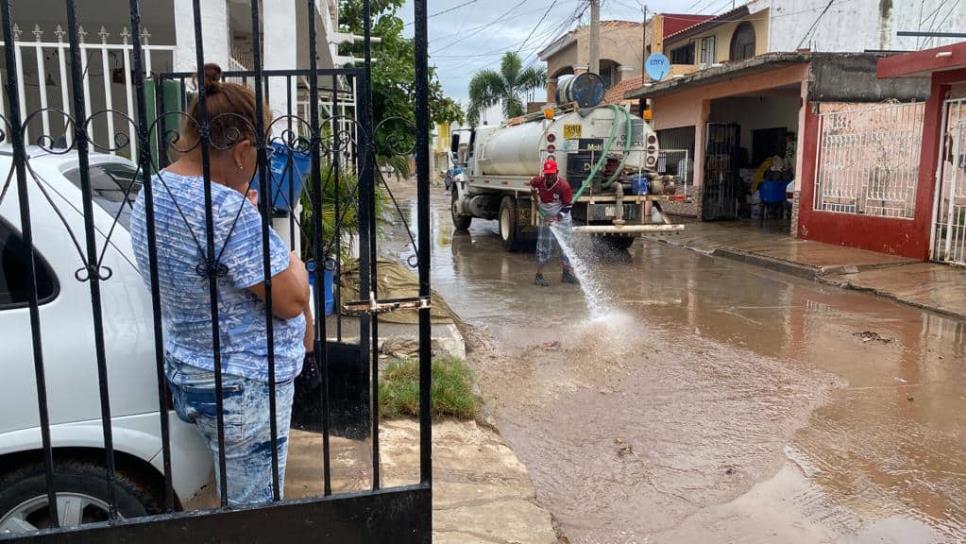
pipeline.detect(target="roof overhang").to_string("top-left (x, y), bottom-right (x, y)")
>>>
top-left (625, 52), bottom-right (933, 103)
top-left (877, 41), bottom-right (966, 78)
top-left (662, 5), bottom-right (749, 43)
top-left (538, 31), bottom-right (577, 61)
top-left (625, 52), bottom-right (811, 99)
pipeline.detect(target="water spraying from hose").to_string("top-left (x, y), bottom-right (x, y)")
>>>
top-left (550, 223), bottom-right (612, 320)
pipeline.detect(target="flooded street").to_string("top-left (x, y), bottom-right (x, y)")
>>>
top-left (386, 185), bottom-right (966, 543)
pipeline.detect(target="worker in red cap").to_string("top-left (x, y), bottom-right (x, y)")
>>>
top-left (530, 158), bottom-right (578, 286)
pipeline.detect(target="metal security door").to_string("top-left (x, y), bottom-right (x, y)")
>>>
top-left (702, 122), bottom-right (741, 221)
top-left (932, 98), bottom-right (966, 266)
top-left (0, 0), bottom-right (433, 542)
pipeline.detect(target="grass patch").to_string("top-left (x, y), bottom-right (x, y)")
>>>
top-left (379, 356), bottom-right (478, 420)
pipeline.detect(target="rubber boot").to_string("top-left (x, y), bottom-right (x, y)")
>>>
top-left (534, 273), bottom-right (550, 287)
top-left (561, 267), bottom-right (579, 285)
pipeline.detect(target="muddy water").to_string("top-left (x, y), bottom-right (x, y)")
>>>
top-left (385, 185), bottom-right (966, 543)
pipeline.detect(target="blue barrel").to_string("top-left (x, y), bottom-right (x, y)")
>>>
top-left (759, 180), bottom-right (790, 204)
top-left (630, 174), bottom-right (649, 195)
top-left (255, 142), bottom-right (311, 212)
top-left (307, 259), bottom-right (335, 316)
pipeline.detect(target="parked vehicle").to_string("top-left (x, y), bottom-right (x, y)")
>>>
top-left (0, 146), bottom-right (212, 534)
top-left (449, 73), bottom-right (684, 251)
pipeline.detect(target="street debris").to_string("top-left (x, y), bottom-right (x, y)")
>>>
top-left (853, 330), bottom-right (893, 343)
top-left (540, 340), bottom-right (562, 351)
top-left (614, 438), bottom-right (633, 458)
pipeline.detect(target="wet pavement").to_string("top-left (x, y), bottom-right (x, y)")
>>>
top-left (383, 183), bottom-right (966, 544)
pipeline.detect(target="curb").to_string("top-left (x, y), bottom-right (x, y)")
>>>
top-left (818, 275), bottom-right (966, 323)
top-left (648, 240), bottom-right (966, 323)
top-left (711, 248), bottom-right (820, 280)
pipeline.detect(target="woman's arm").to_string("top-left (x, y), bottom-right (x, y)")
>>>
top-left (302, 303), bottom-right (315, 352)
top-left (248, 251), bottom-right (310, 320)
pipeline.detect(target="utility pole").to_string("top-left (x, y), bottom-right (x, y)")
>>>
top-left (589, 0), bottom-right (600, 75)
top-left (640, 3), bottom-right (647, 75)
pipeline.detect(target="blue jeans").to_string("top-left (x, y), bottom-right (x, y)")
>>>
top-left (536, 214), bottom-right (573, 267)
top-left (167, 358), bottom-right (294, 507)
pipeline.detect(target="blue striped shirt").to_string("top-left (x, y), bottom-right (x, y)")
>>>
top-left (130, 171), bottom-right (305, 383)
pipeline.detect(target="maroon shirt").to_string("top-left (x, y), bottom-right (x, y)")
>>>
top-left (529, 175), bottom-right (573, 216)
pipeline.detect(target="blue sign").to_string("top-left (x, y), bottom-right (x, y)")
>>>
top-left (645, 53), bottom-right (671, 81)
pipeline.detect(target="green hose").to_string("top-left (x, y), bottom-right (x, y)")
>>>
top-left (572, 105), bottom-right (634, 200)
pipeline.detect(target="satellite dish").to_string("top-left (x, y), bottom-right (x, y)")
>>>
top-left (645, 53), bottom-right (671, 81)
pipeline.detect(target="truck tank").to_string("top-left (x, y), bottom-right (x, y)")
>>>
top-left (475, 106), bottom-right (660, 179)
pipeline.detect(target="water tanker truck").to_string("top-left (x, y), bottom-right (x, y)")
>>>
top-left (449, 73), bottom-right (684, 251)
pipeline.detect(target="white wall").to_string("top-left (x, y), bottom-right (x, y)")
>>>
top-left (708, 93), bottom-right (800, 162)
top-left (476, 103), bottom-right (504, 127)
top-left (766, 0), bottom-right (966, 53)
top-left (174, 0), bottom-right (230, 71)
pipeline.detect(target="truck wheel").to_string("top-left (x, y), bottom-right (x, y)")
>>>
top-left (451, 190), bottom-right (472, 231)
top-left (498, 196), bottom-right (523, 252)
top-left (598, 235), bottom-right (636, 252)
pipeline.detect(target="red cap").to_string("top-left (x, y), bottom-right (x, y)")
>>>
top-left (542, 158), bottom-right (558, 175)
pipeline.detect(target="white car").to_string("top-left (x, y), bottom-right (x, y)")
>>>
top-left (0, 146), bottom-right (212, 535)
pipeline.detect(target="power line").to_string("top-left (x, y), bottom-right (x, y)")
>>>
top-left (796, 0), bottom-right (835, 49)
top-left (921, 0), bottom-right (962, 49)
top-left (517, 0), bottom-right (560, 53)
top-left (404, 0), bottom-right (478, 27)
top-left (431, 0), bottom-right (533, 53)
top-left (524, 2), bottom-right (588, 67)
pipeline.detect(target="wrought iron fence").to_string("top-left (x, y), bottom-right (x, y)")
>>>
top-left (933, 98), bottom-right (966, 265)
top-left (0, 0), bottom-right (431, 541)
top-left (814, 101), bottom-right (925, 219)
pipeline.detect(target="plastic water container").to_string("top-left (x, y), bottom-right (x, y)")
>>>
top-left (759, 180), bottom-right (789, 204)
top-left (306, 259), bottom-right (335, 316)
top-left (630, 174), bottom-right (649, 195)
top-left (257, 142), bottom-right (311, 212)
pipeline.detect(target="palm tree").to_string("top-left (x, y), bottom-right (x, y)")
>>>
top-left (467, 52), bottom-right (546, 126)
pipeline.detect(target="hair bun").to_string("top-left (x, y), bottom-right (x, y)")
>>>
top-left (203, 63), bottom-right (222, 94)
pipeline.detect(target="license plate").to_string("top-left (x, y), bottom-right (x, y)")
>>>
top-left (563, 123), bottom-right (582, 140)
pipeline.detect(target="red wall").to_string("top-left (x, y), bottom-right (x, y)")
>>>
top-left (797, 71), bottom-right (966, 260)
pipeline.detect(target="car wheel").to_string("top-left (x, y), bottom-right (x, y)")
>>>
top-left (0, 460), bottom-right (162, 535)
top-left (451, 190), bottom-right (472, 231)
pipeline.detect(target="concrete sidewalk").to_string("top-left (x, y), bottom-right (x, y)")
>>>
top-left (645, 221), bottom-right (966, 321)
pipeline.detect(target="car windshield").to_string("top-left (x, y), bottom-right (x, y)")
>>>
top-left (63, 163), bottom-right (144, 230)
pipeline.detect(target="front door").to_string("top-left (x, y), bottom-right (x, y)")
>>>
top-left (702, 123), bottom-right (741, 221)
top-left (932, 98), bottom-right (966, 265)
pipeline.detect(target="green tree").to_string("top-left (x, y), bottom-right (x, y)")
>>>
top-left (339, 0), bottom-right (463, 176)
top-left (467, 52), bottom-right (546, 126)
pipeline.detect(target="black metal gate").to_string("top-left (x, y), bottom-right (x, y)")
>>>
top-left (702, 122), bottom-right (741, 221)
top-left (0, 0), bottom-right (432, 541)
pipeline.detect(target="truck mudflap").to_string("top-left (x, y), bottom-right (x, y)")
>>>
top-left (571, 224), bottom-right (685, 234)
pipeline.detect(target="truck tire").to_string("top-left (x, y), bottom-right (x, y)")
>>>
top-left (498, 196), bottom-right (524, 252)
top-left (598, 235), bottom-right (636, 252)
top-left (451, 189), bottom-right (472, 231)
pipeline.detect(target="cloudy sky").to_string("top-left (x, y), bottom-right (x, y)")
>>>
top-left (396, 0), bottom-right (735, 103)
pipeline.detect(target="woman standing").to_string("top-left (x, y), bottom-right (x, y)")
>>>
top-left (130, 64), bottom-right (312, 506)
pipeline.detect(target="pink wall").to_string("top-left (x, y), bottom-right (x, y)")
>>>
top-left (650, 63), bottom-right (808, 188)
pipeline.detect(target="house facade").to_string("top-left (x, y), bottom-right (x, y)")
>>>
top-left (538, 20), bottom-right (645, 103)
top-left (1, 0), bottom-right (347, 155)
top-left (624, 0), bottom-right (965, 261)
